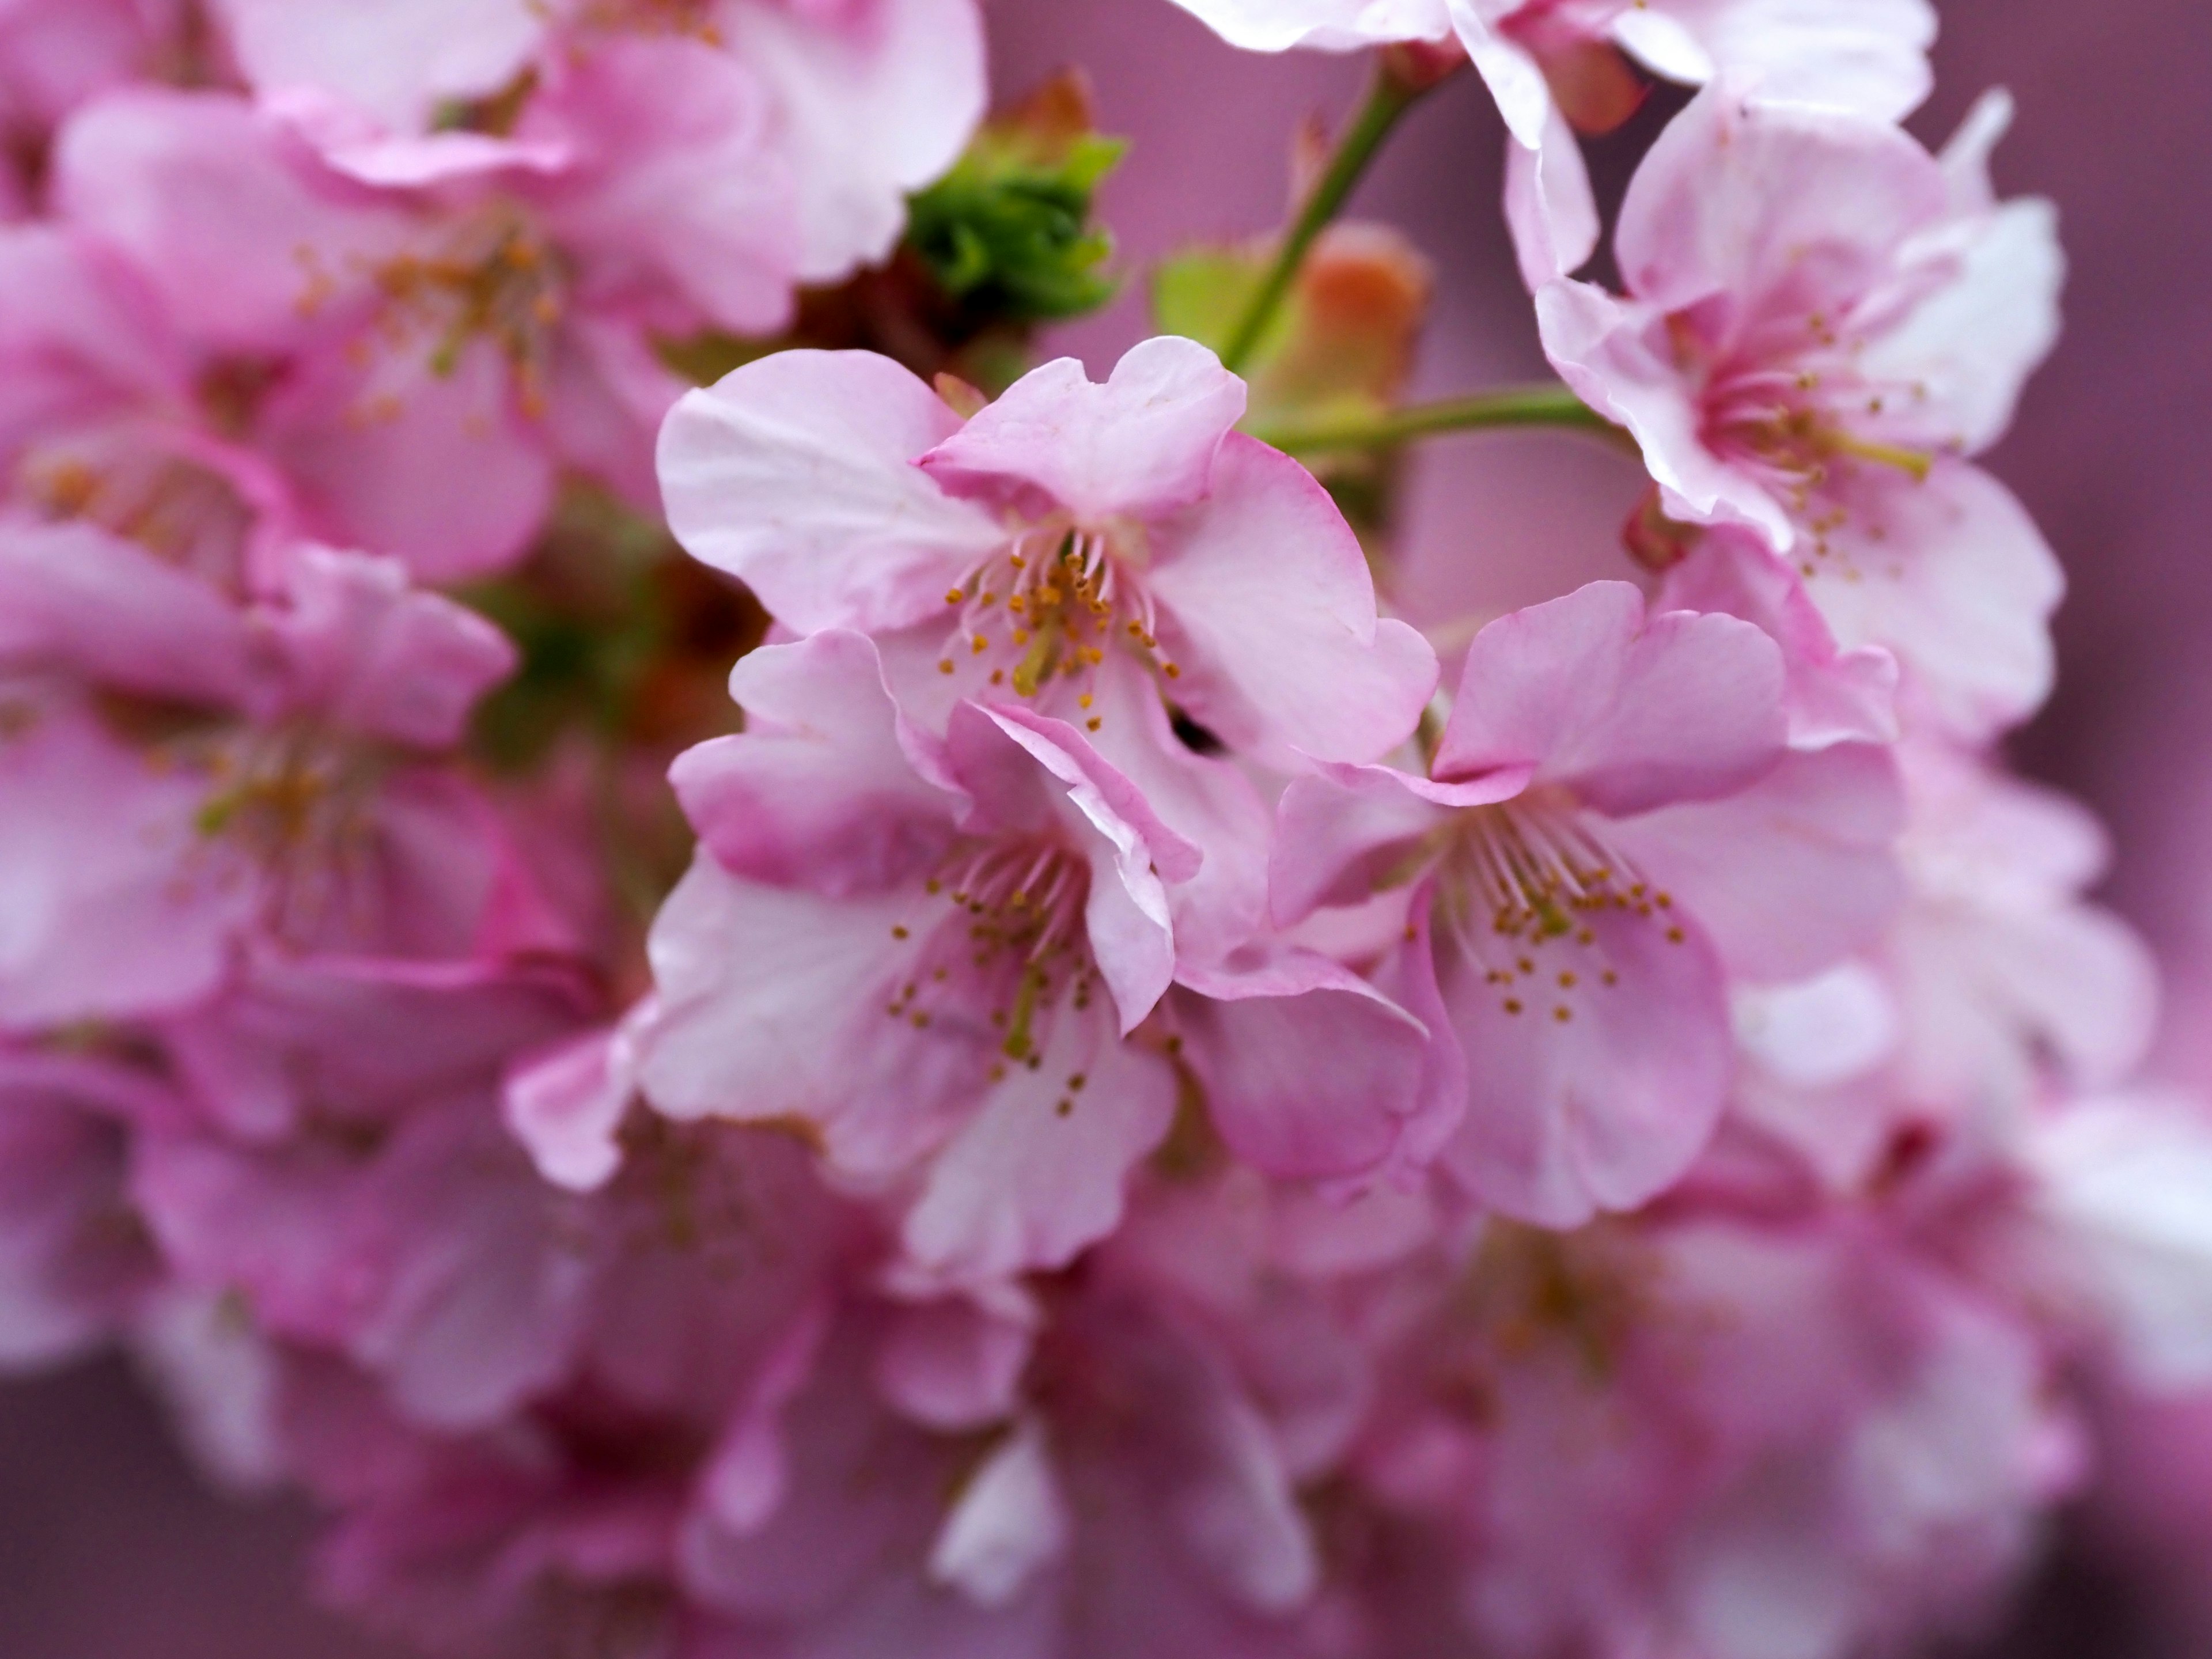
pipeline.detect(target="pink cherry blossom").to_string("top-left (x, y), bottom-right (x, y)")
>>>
top-left (640, 628), bottom-right (1436, 1285)
top-left (1162, 0), bottom-right (1935, 287)
top-left (211, 0), bottom-right (986, 286)
top-left (1274, 581), bottom-right (1904, 1225)
top-left (0, 524), bottom-right (541, 1029)
top-left (0, 1046), bottom-right (171, 1367)
top-left (1731, 741), bottom-right (2157, 1193)
top-left (1538, 83), bottom-right (2066, 738)
top-left (657, 339), bottom-right (1438, 771)
top-left (1354, 1209), bottom-right (2081, 1659)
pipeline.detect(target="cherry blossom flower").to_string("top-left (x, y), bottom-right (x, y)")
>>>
top-left (211, 0), bottom-right (987, 286)
top-left (1353, 1210), bottom-right (2081, 1659)
top-left (1731, 741), bottom-right (2157, 1193)
top-left (639, 628), bottom-right (1437, 1286)
top-left (0, 524), bottom-right (540, 1029)
top-left (1161, 0), bottom-right (1936, 287)
top-left (656, 337), bottom-right (1438, 771)
top-left (0, 1046), bottom-right (171, 1367)
top-left (1274, 582), bottom-right (1904, 1225)
top-left (1538, 83), bottom-right (2066, 738)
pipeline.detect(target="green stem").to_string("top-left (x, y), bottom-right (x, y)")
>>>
top-left (1219, 63), bottom-right (1432, 375)
top-left (1247, 384), bottom-right (1622, 454)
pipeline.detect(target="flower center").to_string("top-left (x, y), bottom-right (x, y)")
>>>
top-left (304, 213), bottom-right (568, 421)
top-left (882, 836), bottom-right (1102, 1071)
top-left (936, 521), bottom-right (1179, 731)
top-left (1432, 801), bottom-right (1683, 1023)
top-left (1689, 312), bottom-right (1937, 536)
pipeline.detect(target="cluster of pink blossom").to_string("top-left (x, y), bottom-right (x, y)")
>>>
top-left (1, 1), bottom-right (2206, 1655)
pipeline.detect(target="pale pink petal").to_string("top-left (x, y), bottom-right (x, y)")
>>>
top-left (1535, 278), bottom-right (1794, 544)
top-left (1436, 900), bottom-right (1733, 1226)
top-left (1172, 946), bottom-right (1437, 1183)
top-left (927, 1419), bottom-right (1071, 1606)
top-left (900, 1006), bottom-right (1176, 1285)
top-left (1608, 741), bottom-right (1905, 983)
top-left (261, 342), bottom-right (558, 583)
top-left (0, 225), bottom-right (182, 459)
top-left (920, 337), bottom-right (1248, 524)
top-left (162, 953), bottom-right (590, 1144)
top-left (639, 856), bottom-right (988, 1181)
top-left (1146, 434), bottom-right (1438, 768)
top-left (1796, 462), bottom-right (2063, 741)
top-left (1863, 199), bottom-right (2064, 458)
top-left (1436, 581), bottom-right (1788, 816)
top-left (1658, 525), bottom-right (1899, 750)
top-left (502, 1006), bottom-right (653, 1195)
top-left (268, 545), bottom-right (517, 747)
top-left (671, 632), bottom-right (960, 897)
top-left (0, 1051), bottom-right (162, 1366)
top-left (1162, 0), bottom-right (1454, 52)
top-left (1271, 762), bottom-right (1501, 926)
top-left (540, 315), bottom-right (687, 512)
top-left (1611, 78), bottom-right (1945, 321)
top-left (722, 0), bottom-right (987, 282)
top-left (1502, 99), bottom-right (1599, 291)
top-left (1081, 655), bottom-right (1275, 966)
top-left (875, 1295), bottom-right (1031, 1432)
top-left (657, 350), bottom-right (1002, 634)
top-left (2025, 1094), bottom-right (2212, 1390)
top-left (52, 88), bottom-right (412, 354)
top-left (1620, 0), bottom-right (1936, 119)
top-left (965, 703), bottom-right (1201, 1031)
top-left (212, 0), bottom-right (544, 133)
top-left (524, 35), bottom-right (800, 336)
top-left (1452, 8), bottom-right (1553, 146)
top-left (0, 518), bottom-right (257, 706)
top-left (0, 694), bottom-right (254, 1030)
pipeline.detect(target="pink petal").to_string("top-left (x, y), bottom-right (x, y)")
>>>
top-left (211, 0), bottom-right (544, 134)
top-left (639, 857), bottom-right (989, 1183)
top-left (875, 1294), bottom-right (1032, 1433)
top-left (671, 632), bottom-right (960, 897)
top-left (722, 0), bottom-right (988, 282)
top-left (1172, 946), bottom-right (1437, 1183)
top-left (1612, 78), bottom-right (1946, 323)
top-left (1437, 580), bottom-right (1788, 816)
top-left (1160, 0), bottom-right (1455, 52)
top-left (1607, 741), bottom-right (1906, 983)
top-left (657, 350), bottom-right (1002, 635)
top-left (261, 341), bottom-right (558, 584)
top-left (267, 545), bottom-right (517, 748)
top-left (523, 34), bottom-right (801, 337)
top-left (927, 1419), bottom-right (1071, 1606)
top-left (1795, 461), bottom-right (2063, 741)
top-left (1624, 0), bottom-right (1936, 120)
top-left (961, 703), bottom-right (1203, 1032)
top-left (0, 694), bottom-right (254, 1030)
top-left (1436, 899), bottom-right (1734, 1227)
top-left (501, 1006), bottom-right (653, 1196)
top-left (0, 518), bottom-right (258, 706)
top-left (1271, 762), bottom-right (1507, 927)
top-left (1146, 433), bottom-right (1438, 768)
top-left (1535, 276), bottom-right (1794, 546)
top-left (1658, 525), bottom-right (1899, 750)
top-left (1503, 100), bottom-right (1600, 291)
top-left (52, 88), bottom-right (412, 355)
top-left (920, 337), bottom-right (1248, 524)
top-left (900, 1004), bottom-right (1177, 1285)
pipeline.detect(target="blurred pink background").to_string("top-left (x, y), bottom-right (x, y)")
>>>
top-left (6, 0), bottom-right (2210, 1651)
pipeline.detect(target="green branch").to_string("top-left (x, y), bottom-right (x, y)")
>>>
top-left (1218, 63), bottom-right (1434, 375)
top-left (1246, 384), bottom-right (1623, 454)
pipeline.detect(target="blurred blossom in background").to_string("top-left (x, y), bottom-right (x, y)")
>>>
top-left (3, 0), bottom-right (2211, 1654)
